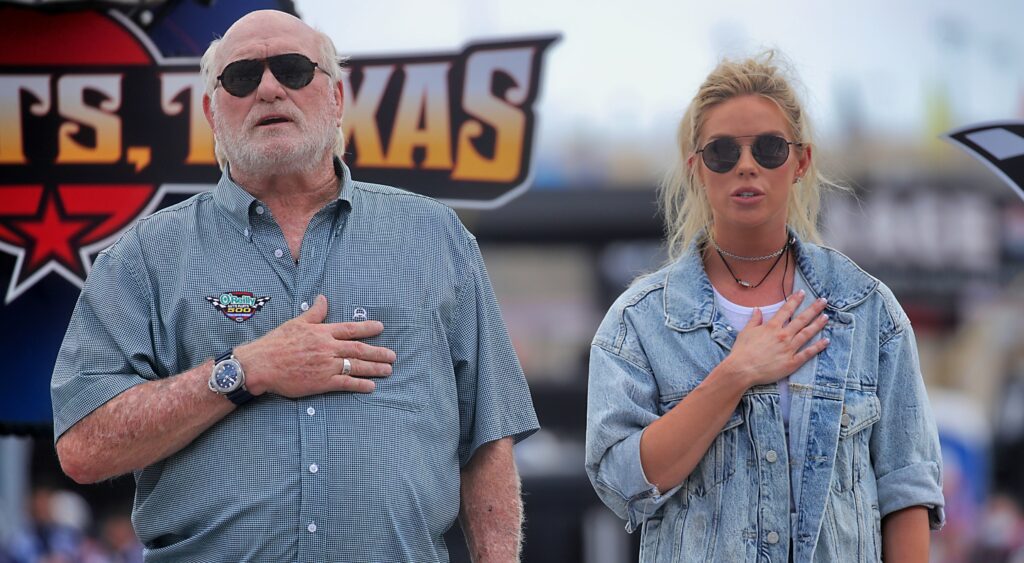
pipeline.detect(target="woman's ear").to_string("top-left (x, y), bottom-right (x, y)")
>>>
top-left (796, 143), bottom-right (812, 178)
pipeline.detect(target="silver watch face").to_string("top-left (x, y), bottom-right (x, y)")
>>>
top-left (211, 358), bottom-right (244, 393)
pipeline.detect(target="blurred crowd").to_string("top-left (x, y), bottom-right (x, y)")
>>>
top-left (0, 487), bottom-right (141, 563)
top-left (933, 491), bottom-right (1024, 562)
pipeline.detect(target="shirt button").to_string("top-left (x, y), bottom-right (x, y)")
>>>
top-left (765, 450), bottom-right (778, 463)
top-left (767, 531), bottom-right (780, 544)
top-left (300, 301), bottom-right (310, 311)
top-left (309, 463), bottom-right (319, 474)
top-left (274, 248), bottom-right (284, 258)
top-left (256, 206), bottom-right (265, 215)
top-left (841, 413), bottom-right (852, 427)
top-left (243, 228), bottom-right (250, 237)
top-left (307, 407), bottom-right (315, 416)
top-left (307, 522), bottom-right (317, 533)
top-left (725, 325), bottom-right (734, 332)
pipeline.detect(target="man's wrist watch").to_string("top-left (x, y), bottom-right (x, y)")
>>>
top-left (209, 349), bottom-right (254, 406)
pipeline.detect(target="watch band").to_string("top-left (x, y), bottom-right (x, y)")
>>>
top-left (215, 349), bottom-right (234, 363)
top-left (215, 349), bottom-right (254, 406)
top-left (225, 386), bottom-right (255, 406)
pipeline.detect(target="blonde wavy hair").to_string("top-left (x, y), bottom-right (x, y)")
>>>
top-left (660, 50), bottom-right (833, 260)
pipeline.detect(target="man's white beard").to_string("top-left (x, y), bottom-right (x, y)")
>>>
top-left (213, 93), bottom-right (338, 177)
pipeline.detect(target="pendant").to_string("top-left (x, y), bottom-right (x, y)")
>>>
top-left (737, 280), bottom-right (753, 288)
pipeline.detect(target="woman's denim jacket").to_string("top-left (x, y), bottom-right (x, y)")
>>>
top-left (586, 235), bottom-right (944, 562)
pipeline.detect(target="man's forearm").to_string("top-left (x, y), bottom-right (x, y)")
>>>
top-left (56, 361), bottom-right (234, 483)
top-left (459, 437), bottom-right (522, 563)
top-left (882, 505), bottom-right (930, 562)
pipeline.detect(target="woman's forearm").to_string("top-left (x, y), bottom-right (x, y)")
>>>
top-left (639, 361), bottom-right (749, 492)
top-left (882, 505), bottom-right (930, 562)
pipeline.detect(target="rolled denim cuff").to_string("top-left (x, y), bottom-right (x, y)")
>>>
top-left (875, 461), bottom-right (945, 530)
top-left (595, 428), bottom-right (683, 533)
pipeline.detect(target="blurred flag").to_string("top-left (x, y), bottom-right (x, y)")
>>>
top-left (944, 121), bottom-right (1024, 201)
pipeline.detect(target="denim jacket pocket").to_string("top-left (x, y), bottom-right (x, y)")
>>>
top-left (351, 306), bottom-right (434, 413)
top-left (661, 393), bottom-right (743, 496)
top-left (833, 391), bottom-right (881, 492)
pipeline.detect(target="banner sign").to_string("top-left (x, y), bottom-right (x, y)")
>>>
top-left (944, 120), bottom-right (1024, 202)
top-left (0, 4), bottom-right (556, 431)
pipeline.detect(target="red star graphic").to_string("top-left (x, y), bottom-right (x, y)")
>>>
top-left (12, 195), bottom-right (93, 274)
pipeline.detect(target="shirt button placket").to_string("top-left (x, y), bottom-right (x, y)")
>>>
top-left (298, 208), bottom-right (337, 559)
top-left (299, 396), bottom-right (327, 558)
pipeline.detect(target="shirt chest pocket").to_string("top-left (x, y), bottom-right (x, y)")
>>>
top-left (833, 391), bottom-right (881, 492)
top-left (350, 306), bottom-right (435, 413)
top-left (660, 393), bottom-right (743, 497)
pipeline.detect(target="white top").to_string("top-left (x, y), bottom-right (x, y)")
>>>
top-left (711, 288), bottom-right (792, 428)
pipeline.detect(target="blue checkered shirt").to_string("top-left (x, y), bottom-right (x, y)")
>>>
top-left (51, 159), bottom-right (539, 562)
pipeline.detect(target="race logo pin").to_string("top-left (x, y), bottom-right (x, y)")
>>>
top-left (206, 291), bottom-right (271, 323)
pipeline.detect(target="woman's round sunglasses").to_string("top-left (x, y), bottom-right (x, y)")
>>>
top-left (216, 53), bottom-right (325, 97)
top-left (696, 134), bottom-right (801, 173)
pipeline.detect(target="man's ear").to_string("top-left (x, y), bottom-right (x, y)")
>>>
top-left (202, 93), bottom-right (215, 130)
top-left (334, 79), bottom-right (344, 125)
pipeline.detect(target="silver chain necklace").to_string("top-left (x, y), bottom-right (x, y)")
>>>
top-left (710, 236), bottom-right (790, 262)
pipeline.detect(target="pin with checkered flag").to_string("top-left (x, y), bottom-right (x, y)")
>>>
top-left (944, 121), bottom-right (1024, 201)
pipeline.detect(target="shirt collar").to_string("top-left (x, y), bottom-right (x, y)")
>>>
top-left (213, 156), bottom-right (355, 235)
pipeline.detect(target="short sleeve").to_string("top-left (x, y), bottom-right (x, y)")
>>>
top-left (51, 244), bottom-right (159, 441)
top-left (450, 234), bottom-right (539, 467)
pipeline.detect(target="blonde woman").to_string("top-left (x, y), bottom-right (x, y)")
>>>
top-left (585, 52), bottom-right (944, 562)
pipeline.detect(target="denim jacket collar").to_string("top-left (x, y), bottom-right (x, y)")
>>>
top-left (663, 229), bottom-right (879, 332)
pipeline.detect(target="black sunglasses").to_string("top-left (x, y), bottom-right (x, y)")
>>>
top-left (216, 53), bottom-right (324, 97)
top-left (696, 134), bottom-right (801, 173)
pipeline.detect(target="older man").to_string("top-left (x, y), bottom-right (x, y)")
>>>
top-left (51, 10), bottom-right (538, 562)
